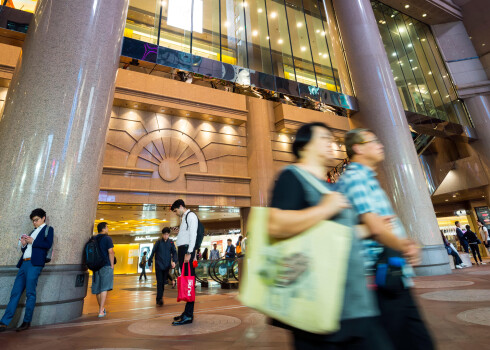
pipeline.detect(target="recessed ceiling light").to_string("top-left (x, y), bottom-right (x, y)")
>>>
top-left (323, 54), bottom-right (328, 58)
top-left (258, 8), bottom-right (263, 13)
top-left (391, 14), bottom-right (395, 18)
top-left (161, 108), bottom-right (165, 112)
top-left (301, 46), bottom-right (306, 52)
top-left (483, 43), bottom-right (486, 46)
top-left (422, 13), bottom-right (427, 17)
top-left (270, 12), bottom-right (277, 19)
top-left (266, 36), bottom-right (270, 40)
top-left (321, 31), bottom-right (325, 36)
top-left (100, 218), bottom-right (104, 220)
top-left (392, 52), bottom-right (397, 57)
top-left (252, 30), bottom-right (258, 36)
top-left (316, 29), bottom-right (320, 33)
top-left (445, 199), bottom-right (449, 202)
top-left (278, 38), bottom-right (283, 44)
top-left (297, 22), bottom-right (303, 28)
top-left (405, 4), bottom-right (409, 8)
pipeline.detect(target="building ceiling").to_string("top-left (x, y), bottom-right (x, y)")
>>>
top-left (378, 0), bottom-right (462, 24)
top-left (452, 0), bottom-right (490, 58)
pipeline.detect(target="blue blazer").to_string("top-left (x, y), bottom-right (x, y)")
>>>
top-left (17, 226), bottom-right (54, 268)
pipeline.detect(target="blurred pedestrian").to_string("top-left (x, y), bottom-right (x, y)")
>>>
top-left (336, 128), bottom-right (433, 350)
top-left (268, 123), bottom-right (391, 349)
top-left (465, 225), bottom-right (485, 265)
top-left (202, 248), bottom-right (209, 260)
top-left (139, 251), bottom-right (148, 281)
top-left (456, 221), bottom-right (469, 253)
top-left (478, 221), bottom-right (489, 250)
top-left (210, 243), bottom-right (220, 260)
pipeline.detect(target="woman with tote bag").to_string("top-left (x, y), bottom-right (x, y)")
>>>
top-left (240, 123), bottom-right (392, 349)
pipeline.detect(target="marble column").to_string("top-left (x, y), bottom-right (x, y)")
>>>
top-left (246, 97), bottom-right (276, 207)
top-left (0, 0), bottom-right (129, 326)
top-left (332, 0), bottom-right (450, 276)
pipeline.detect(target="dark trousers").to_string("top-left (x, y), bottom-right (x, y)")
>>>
top-left (461, 241), bottom-right (469, 253)
top-left (450, 250), bottom-right (463, 266)
top-left (178, 245), bottom-right (195, 318)
top-left (469, 243), bottom-right (482, 263)
top-left (293, 317), bottom-right (393, 350)
top-left (139, 269), bottom-right (147, 280)
top-left (0, 261), bottom-right (43, 325)
top-left (376, 288), bottom-right (434, 350)
top-left (155, 268), bottom-right (169, 301)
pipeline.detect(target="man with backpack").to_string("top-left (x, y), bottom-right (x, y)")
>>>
top-left (89, 222), bottom-right (115, 318)
top-left (0, 208), bottom-right (54, 333)
top-left (170, 199), bottom-right (204, 326)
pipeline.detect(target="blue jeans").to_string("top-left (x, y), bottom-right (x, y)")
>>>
top-left (0, 260), bottom-right (43, 325)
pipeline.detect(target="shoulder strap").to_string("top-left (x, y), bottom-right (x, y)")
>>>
top-left (185, 211), bottom-right (199, 229)
top-left (44, 225), bottom-right (51, 238)
top-left (288, 165), bottom-right (331, 195)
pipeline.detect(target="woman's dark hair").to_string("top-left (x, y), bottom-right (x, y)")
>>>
top-left (30, 208), bottom-right (46, 220)
top-left (162, 227), bottom-right (171, 234)
top-left (466, 225), bottom-right (472, 231)
top-left (97, 222), bottom-right (108, 233)
top-left (143, 251), bottom-right (147, 255)
top-left (171, 199), bottom-right (185, 211)
top-left (292, 122), bottom-right (331, 159)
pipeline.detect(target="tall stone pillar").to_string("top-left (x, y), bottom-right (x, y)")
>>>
top-left (246, 97), bottom-right (276, 208)
top-left (0, 0), bottom-right (129, 326)
top-left (332, 0), bottom-right (450, 276)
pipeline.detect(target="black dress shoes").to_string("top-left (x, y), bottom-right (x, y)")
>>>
top-left (16, 322), bottom-right (30, 332)
top-left (156, 299), bottom-right (163, 306)
top-left (172, 315), bottom-right (193, 326)
top-left (0, 323), bottom-right (7, 332)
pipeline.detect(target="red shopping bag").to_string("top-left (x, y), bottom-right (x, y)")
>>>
top-left (177, 262), bottom-right (195, 302)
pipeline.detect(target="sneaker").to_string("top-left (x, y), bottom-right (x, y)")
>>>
top-left (456, 265), bottom-right (463, 269)
top-left (481, 262), bottom-right (487, 265)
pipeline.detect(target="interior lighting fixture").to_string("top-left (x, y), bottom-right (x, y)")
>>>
top-left (270, 12), bottom-right (277, 18)
top-left (428, 71), bottom-right (432, 75)
top-left (301, 46), bottom-right (306, 52)
top-left (224, 21), bottom-right (230, 27)
top-left (421, 38), bottom-right (426, 41)
top-left (391, 14), bottom-right (395, 18)
top-left (405, 4), bottom-right (409, 8)
top-left (242, 1), bottom-right (247, 7)
top-left (316, 29), bottom-right (320, 33)
top-left (407, 43), bottom-right (412, 47)
top-left (394, 76), bottom-right (398, 80)
top-left (433, 90), bottom-right (437, 94)
top-left (252, 30), bottom-right (258, 36)
top-left (446, 95), bottom-right (450, 98)
top-left (278, 38), bottom-right (283, 44)
top-left (100, 218), bottom-right (104, 220)
top-left (409, 22), bottom-right (413, 26)
top-left (422, 13), bottom-right (427, 17)
top-left (483, 43), bottom-right (486, 46)
top-left (161, 0), bottom-right (167, 6)
top-left (321, 31), bottom-right (326, 35)
top-left (297, 22), bottom-right (303, 28)
top-left (266, 36), bottom-right (270, 40)
top-left (392, 52), bottom-right (397, 57)
top-left (134, 104), bottom-right (138, 107)
top-left (161, 108), bottom-right (165, 112)
top-left (412, 67), bottom-right (418, 70)
top-left (323, 54), bottom-right (328, 58)
top-left (258, 8), bottom-right (263, 13)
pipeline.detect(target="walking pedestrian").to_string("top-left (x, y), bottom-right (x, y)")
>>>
top-left (148, 227), bottom-right (178, 306)
top-left (336, 128), bottom-right (434, 350)
top-left (268, 123), bottom-right (392, 349)
top-left (139, 251), bottom-right (148, 281)
top-left (465, 225), bottom-right (485, 265)
top-left (210, 243), bottom-right (220, 260)
top-left (171, 199), bottom-right (198, 326)
top-left (91, 222), bottom-right (115, 318)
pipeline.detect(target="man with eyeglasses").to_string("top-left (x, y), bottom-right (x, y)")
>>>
top-left (0, 208), bottom-right (54, 333)
top-left (336, 129), bottom-right (434, 350)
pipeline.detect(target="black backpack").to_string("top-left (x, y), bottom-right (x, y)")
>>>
top-left (185, 211), bottom-right (205, 252)
top-left (84, 235), bottom-right (106, 271)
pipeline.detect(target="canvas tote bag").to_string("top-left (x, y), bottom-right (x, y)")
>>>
top-left (239, 166), bottom-right (353, 334)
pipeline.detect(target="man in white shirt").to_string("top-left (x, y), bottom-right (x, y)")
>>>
top-left (0, 208), bottom-right (54, 333)
top-left (478, 221), bottom-right (489, 250)
top-left (170, 199), bottom-right (198, 326)
top-left (210, 243), bottom-right (220, 260)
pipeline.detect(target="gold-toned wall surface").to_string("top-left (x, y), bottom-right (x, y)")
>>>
top-left (100, 106), bottom-right (251, 207)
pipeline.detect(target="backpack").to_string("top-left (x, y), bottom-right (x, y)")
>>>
top-left (185, 211), bottom-right (205, 252)
top-left (84, 235), bottom-right (106, 271)
top-left (44, 225), bottom-right (54, 263)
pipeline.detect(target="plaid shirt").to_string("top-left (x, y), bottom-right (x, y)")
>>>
top-left (336, 162), bottom-right (414, 283)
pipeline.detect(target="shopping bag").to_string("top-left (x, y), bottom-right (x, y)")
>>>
top-left (239, 207), bottom-right (352, 334)
top-left (177, 263), bottom-right (195, 302)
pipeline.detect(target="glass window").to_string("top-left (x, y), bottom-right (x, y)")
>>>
top-left (191, 0), bottom-right (221, 60)
top-left (285, 0), bottom-right (317, 87)
top-left (158, 0), bottom-right (192, 53)
top-left (125, 0), bottom-right (159, 44)
top-left (244, 0), bottom-right (274, 74)
top-left (221, 0), bottom-right (248, 67)
top-left (266, 0), bottom-right (295, 80)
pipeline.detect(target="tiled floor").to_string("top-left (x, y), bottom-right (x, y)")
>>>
top-left (3, 262), bottom-right (490, 349)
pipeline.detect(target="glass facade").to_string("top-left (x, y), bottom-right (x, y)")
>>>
top-left (124, 0), bottom-right (353, 94)
top-left (371, 1), bottom-right (472, 127)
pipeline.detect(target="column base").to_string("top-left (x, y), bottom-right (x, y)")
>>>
top-left (414, 244), bottom-right (452, 276)
top-left (0, 264), bottom-right (88, 327)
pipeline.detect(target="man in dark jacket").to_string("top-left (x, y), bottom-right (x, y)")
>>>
top-left (456, 221), bottom-right (469, 253)
top-left (0, 208), bottom-right (54, 332)
top-left (149, 227), bottom-right (178, 306)
top-left (225, 239), bottom-right (236, 258)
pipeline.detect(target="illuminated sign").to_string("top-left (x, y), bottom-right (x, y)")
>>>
top-left (134, 235), bottom-right (160, 242)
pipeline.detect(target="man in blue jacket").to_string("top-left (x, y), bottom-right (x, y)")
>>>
top-left (456, 221), bottom-right (470, 253)
top-left (0, 208), bottom-right (54, 332)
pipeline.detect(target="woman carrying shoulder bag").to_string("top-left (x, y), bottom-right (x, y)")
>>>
top-left (465, 225), bottom-right (485, 265)
top-left (267, 123), bottom-right (392, 350)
